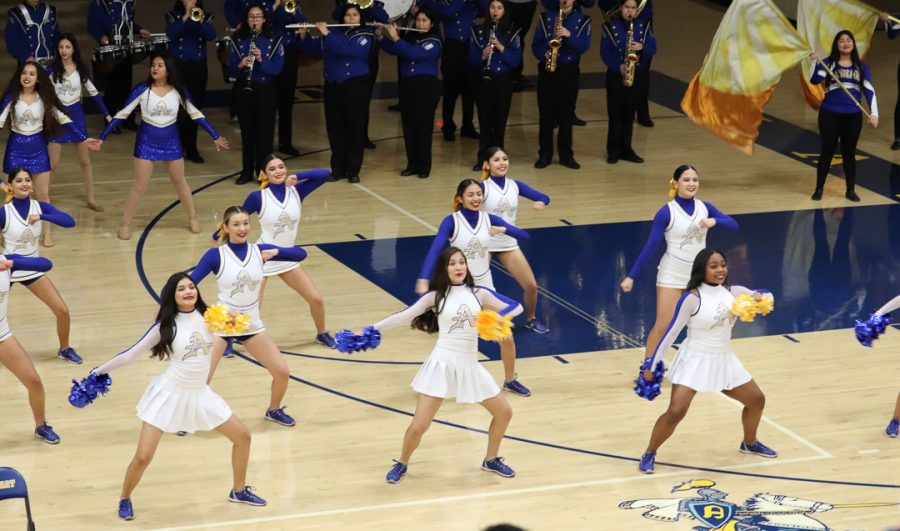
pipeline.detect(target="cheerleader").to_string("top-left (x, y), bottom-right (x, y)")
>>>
top-left (89, 54), bottom-right (229, 240)
top-left (867, 294), bottom-right (900, 437)
top-left (879, 11), bottom-right (899, 150)
top-left (377, 10), bottom-right (442, 178)
top-left (636, 248), bottom-right (777, 474)
top-left (241, 155), bottom-right (336, 348)
top-left (2, 167), bottom-right (79, 364)
top-left (808, 31), bottom-right (878, 202)
top-left (299, 5), bottom-right (372, 183)
top-left (379, 246), bottom-right (520, 483)
top-left (417, 179), bottom-right (532, 396)
top-left (620, 165), bottom-right (737, 365)
top-left (479, 147), bottom-right (551, 333)
top-left (92, 272), bottom-right (265, 521)
top-left (191, 205), bottom-right (308, 428)
top-left (47, 34), bottom-right (111, 216)
top-left (469, 0), bottom-right (522, 170)
top-left (0, 252), bottom-right (59, 444)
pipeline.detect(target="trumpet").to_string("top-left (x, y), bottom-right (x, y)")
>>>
top-left (348, 0), bottom-right (374, 9)
top-left (284, 0), bottom-right (298, 13)
top-left (189, 6), bottom-right (203, 22)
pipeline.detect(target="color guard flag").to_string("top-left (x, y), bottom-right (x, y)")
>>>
top-left (680, 0), bottom-right (810, 154)
top-left (797, 0), bottom-right (880, 109)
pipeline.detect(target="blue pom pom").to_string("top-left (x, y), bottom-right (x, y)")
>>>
top-left (68, 371), bottom-right (113, 408)
top-left (361, 326), bottom-right (381, 350)
top-left (633, 358), bottom-right (666, 401)
top-left (855, 313), bottom-right (893, 347)
top-left (335, 329), bottom-right (357, 353)
top-left (335, 326), bottom-right (382, 354)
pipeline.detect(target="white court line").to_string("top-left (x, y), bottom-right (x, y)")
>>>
top-left (354, 182), bottom-right (439, 232)
top-left (146, 454), bottom-right (830, 530)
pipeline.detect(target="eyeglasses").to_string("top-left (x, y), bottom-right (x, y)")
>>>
top-left (248, 14), bottom-right (264, 19)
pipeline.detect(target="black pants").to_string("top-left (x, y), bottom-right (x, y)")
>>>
top-left (894, 60), bottom-right (899, 141)
top-left (506, 1), bottom-right (536, 78)
top-left (276, 46), bottom-right (299, 147)
top-left (476, 72), bottom-right (513, 162)
top-left (816, 108), bottom-right (862, 191)
top-left (537, 63), bottom-right (578, 160)
top-left (636, 56), bottom-right (652, 123)
top-left (324, 75), bottom-right (370, 178)
top-left (364, 47), bottom-right (378, 142)
top-left (400, 75), bottom-right (441, 174)
top-left (175, 58), bottom-right (208, 157)
top-left (236, 80), bottom-right (277, 180)
top-left (606, 69), bottom-right (638, 158)
top-left (441, 38), bottom-right (476, 134)
top-left (103, 57), bottom-right (134, 124)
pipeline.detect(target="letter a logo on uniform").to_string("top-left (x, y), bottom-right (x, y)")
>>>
top-left (686, 500), bottom-right (735, 528)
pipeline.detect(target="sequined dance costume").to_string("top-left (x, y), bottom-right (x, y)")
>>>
top-left (98, 84), bottom-right (219, 160)
top-left (0, 94), bottom-right (75, 173)
top-left (47, 68), bottom-right (110, 143)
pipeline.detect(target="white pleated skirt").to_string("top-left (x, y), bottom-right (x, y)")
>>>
top-left (667, 345), bottom-right (752, 393)
top-left (136, 373), bottom-right (232, 434)
top-left (411, 346), bottom-right (500, 404)
top-left (656, 253), bottom-right (692, 289)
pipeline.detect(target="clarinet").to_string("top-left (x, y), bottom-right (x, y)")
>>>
top-left (243, 32), bottom-right (258, 91)
top-left (482, 21), bottom-right (497, 80)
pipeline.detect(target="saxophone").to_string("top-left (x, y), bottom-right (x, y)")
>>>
top-left (622, 0), bottom-right (648, 87)
top-left (546, 7), bottom-right (564, 73)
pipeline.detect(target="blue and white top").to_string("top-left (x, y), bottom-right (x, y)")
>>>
top-left (47, 68), bottom-right (110, 142)
top-left (1, 197), bottom-right (74, 281)
top-left (100, 84), bottom-right (218, 140)
top-left (0, 94), bottom-right (73, 136)
top-left (480, 176), bottom-right (549, 252)
top-left (810, 57), bottom-right (878, 116)
top-left (0, 254), bottom-right (53, 341)
top-left (379, 34), bottom-right (442, 79)
top-left (5, 1), bottom-right (58, 63)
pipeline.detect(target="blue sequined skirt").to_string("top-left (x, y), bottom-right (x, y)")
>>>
top-left (135, 122), bottom-right (183, 161)
top-left (3, 131), bottom-right (50, 173)
top-left (50, 102), bottom-right (88, 143)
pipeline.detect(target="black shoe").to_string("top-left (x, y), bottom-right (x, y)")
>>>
top-left (387, 103), bottom-right (401, 112)
top-left (472, 162), bottom-right (483, 172)
top-left (811, 188), bottom-right (823, 200)
top-left (364, 140), bottom-right (376, 150)
top-left (185, 152), bottom-right (205, 164)
top-left (534, 158), bottom-right (551, 169)
top-left (328, 174), bottom-right (344, 182)
top-left (348, 175), bottom-right (360, 183)
top-left (892, 140), bottom-right (900, 151)
top-left (460, 126), bottom-right (479, 139)
top-left (638, 118), bottom-right (655, 127)
top-left (236, 173), bottom-right (253, 185)
top-left (279, 145), bottom-right (300, 157)
top-left (559, 158), bottom-right (581, 169)
top-left (623, 153), bottom-right (644, 163)
top-left (607, 157), bottom-right (619, 164)
top-left (417, 172), bottom-right (430, 179)
top-left (845, 189), bottom-right (860, 202)
top-left (443, 131), bottom-right (456, 142)
top-left (400, 168), bottom-right (418, 176)
top-left (572, 115), bottom-right (587, 126)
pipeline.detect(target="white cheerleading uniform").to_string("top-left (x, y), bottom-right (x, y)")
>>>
top-left (374, 285), bottom-right (523, 403)
top-left (448, 210), bottom-right (495, 289)
top-left (653, 283), bottom-right (753, 392)
top-left (1, 200), bottom-right (44, 282)
top-left (657, 199), bottom-right (709, 289)
top-left (94, 311), bottom-right (232, 434)
top-left (482, 178), bottom-right (520, 252)
top-left (215, 244), bottom-right (266, 336)
top-left (0, 261), bottom-right (12, 342)
top-left (257, 186), bottom-right (302, 276)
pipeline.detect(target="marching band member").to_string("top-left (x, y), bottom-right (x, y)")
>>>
top-left (378, 10), bottom-right (442, 178)
top-left (299, 4), bottom-right (373, 184)
top-left (432, 0), bottom-right (480, 142)
top-left (880, 11), bottom-right (899, 150)
top-left (532, 0), bottom-right (590, 169)
top-left (506, 0), bottom-right (536, 91)
top-left (89, 55), bottom-right (229, 239)
top-left (808, 30), bottom-right (878, 202)
top-left (600, 0), bottom-right (655, 164)
top-left (5, 0), bottom-right (59, 66)
top-left (229, 4), bottom-right (284, 185)
top-left (166, 0), bottom-right (217, 164)
top-left (272, 0), bottom-right (307, 157)
top-left (597, 0), bottom-right (652, 126)
top-left (225, 0), bottom-right (275, 27)
top-left (469, 0), bottom-right (522, 171)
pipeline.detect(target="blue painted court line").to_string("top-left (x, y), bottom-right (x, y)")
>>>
top-left (783, 335), bottom-right (800, 343)
top-left (553, 355), bottom-right (569, 364)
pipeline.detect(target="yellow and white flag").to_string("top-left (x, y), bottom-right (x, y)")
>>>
top-left (797, 0), bottom-right (880, 109)
top-left (681, 0), bottom-right (809, 154)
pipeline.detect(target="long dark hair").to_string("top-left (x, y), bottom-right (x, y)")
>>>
top-left (483, 0), bottom-right (516, 40)
top-left (49, 33), bottom-right (91, 84)
top-left (151, 272), bottom-right (209, 360)
top-left (2, 60), bottom-right (67, 138)
top-left (452, 178), bottom-right (482, 211)
top-left (234, 3), bottom-right (273, 39)
top-left (411, 247), bottom-right (475, 333)
top-left (827, 30), bottom-right (862, 76)
top-left (144, 54), bottom-right (191, 122)
top-left (405, 9), bottom-right (442, 43)
top-left (685, 248), bottom-right (728, 292)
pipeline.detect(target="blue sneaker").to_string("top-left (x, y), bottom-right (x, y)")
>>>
top-left (481, 456), bottom-right (515, 478)
top-left (57, 347), bottom-right (83, 364)
top-left (887, 418), bottom-right (899, 438)
top-left (740, 440), bottom-right (778, 458)
top-left (315, 332), bottom-right (337, 349)
top-left (228, 486), bottom-right (267, 506)
top-left (503, 374), bottom-right (531, 397)
top-left (264, 406), bottom-right (296, 427)
top-left (34, 422), bottom-right (60, 444)
top-left (222, 339), bottom-right (235, 358)
top-left (638, 451), bottom-right (655, 474)
top-left (118, 498), bottom-right (134, 520)
top-left (523, 318), bottom-right (550, 334)
top-left (386, 460), bottom-right (407, 484)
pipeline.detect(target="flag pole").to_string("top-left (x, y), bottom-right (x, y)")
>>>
top-left (813, 56), bottom-right (874, 122)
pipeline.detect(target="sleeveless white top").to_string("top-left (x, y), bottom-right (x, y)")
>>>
top-left (215, 244), bottom-right (265, 334)
top-left (2, 200), bottom-right (43, 282)
top-left (682, 283), bottom-right (736, 353)
top-left (256, 187), bottom-right (302, 276)
top-left (448, 210), bottom-right (492, 281)
top-left (663, 198), bottom-right (709, 266)
top-left (482, 178), bottom-right (519, 251)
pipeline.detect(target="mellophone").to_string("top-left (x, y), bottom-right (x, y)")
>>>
top-left (92, 33), bottom-right (171, 73)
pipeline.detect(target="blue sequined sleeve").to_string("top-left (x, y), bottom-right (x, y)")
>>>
top-left (100, 84), bottom-right (147, 140)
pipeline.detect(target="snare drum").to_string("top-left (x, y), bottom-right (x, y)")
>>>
top-left (130, 39), bottom-right (149, 64)
top-left (149, 35), bottom-right (170, 56)
top-left (92, 44), bottom-right (128, 73)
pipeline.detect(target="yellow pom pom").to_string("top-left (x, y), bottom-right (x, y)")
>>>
top-left (731, 294), bottom-right (757, 322)
top-left (476, 310), bottom-right (513, 341)
top-left (755, 293), bottom-right (774, 316)
top-left (204, 304), bottom-right (250, 334)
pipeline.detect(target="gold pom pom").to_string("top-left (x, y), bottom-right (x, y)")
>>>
top-left (476, 310), bottom-right (513, 341)
top-left (732, 294), bottom-right (757, 322)
top-left (755, 293), bottom-right (774, 316)
top-left (204, 304), bottom-right (250, 335)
